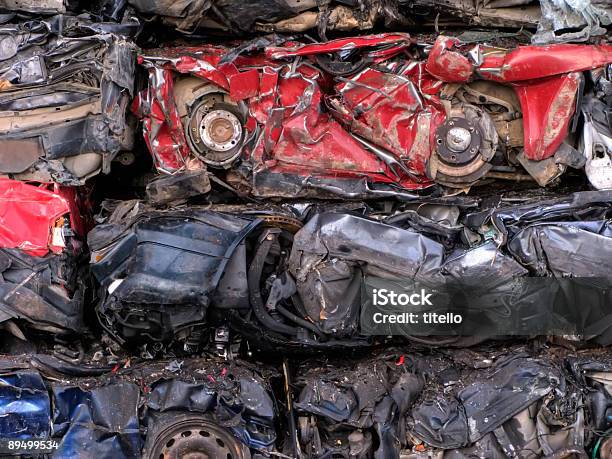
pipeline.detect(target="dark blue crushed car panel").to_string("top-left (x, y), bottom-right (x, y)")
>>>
top-left (0, 358), bottom-right (277, 458)
top-left (51, 383), bottom-right (142, 459)
top-left (0, 372), bottom-right (50, 440)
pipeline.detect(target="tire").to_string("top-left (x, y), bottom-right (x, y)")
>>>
top-left (142, 412), bottom-right (252, 459)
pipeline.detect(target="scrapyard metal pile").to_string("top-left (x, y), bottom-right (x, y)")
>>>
top-left (0, 0), bottom-right (611, 457)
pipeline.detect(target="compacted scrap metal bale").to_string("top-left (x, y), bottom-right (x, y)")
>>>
top-left (0, 0), bottom-right (610, 457)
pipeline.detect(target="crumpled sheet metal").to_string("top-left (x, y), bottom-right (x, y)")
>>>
top-left (0, 180), bottom-right (87, 335)
top-left (567, 356), bottom-right (612, 435)
top-left (0, 372), bottom-right (51, 440)
top-left (411, 355), bottom-right (562, 447)
top-left (127, 0), bottom-right (411, 36)
top-left (0, 248), bottom-right (85, 334)
top-left (135, 33), bottom-right (612, 196)
top-left (51, 382), bottom-right (142, 459)
top-left (582, 94), bottom-right (612, 190)
top-left (289, 212), bottom-right (445, 282)
top-left (0, 179), bottom-right (69, 257)
top-left (0, 349), bottom-right (595, 458)
top-left (285, 191), bottom-right (612, 342)
top-left (484, 190), bottom-right (612, 243)
top-left (134, 34), bottom-right (436, 195)
top-left (89, 207), bottom-right (260, 344)
top-left (426, 36), bottom-right (612, 83)
top-left (534, 0), bottom-right (612, 44)
top-left (0, 15), bottom-right (137, 184)
top-left (287, 212), bottom-right (449, 336)
top-left (129, 0), bottom-right (301, 33)
top-left (294, 357), bottom-right (409, 457)
top-left (133, 34), bottom-right (439, 194)
top-left (295, 347), bottom-right (588, 458)
top-left (425, 36), bottom-right (612, 161)
top-left (0, 356), bottom-right (277, 458)
top-left (125, 0), bottom-right (607, 43)
top-left (0, 0), bottom-right (66, 14)
top-left (84, 191), bottom-right (612, 349)
top-left (287, 213), bottom-right (522, 338)
top-left (290, 191), bottom-right (612, 283)
top-left (508, 220), bottom-right (612, 276)
top-left (147, 375), bottom-right (276, 449)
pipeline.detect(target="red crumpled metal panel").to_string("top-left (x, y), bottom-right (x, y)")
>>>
top-left (229, 69), bottom-right (260, 101)
top-left (134, 33), bottom-right (612, 191)
top-left (132, 67), bottom-right (193, 173)
top-left (134, 34), bottom-right (431, 190)
top-left (249, 64), bottom-right (414, 186)
top-left (329, 63), bottom-right (445, 185)
top-left (478, 43), bottom-right (612, 82)
top-left (57, 185), bottom-right (94, 239)
top-left (0, 179), bottom-right (70, 257)
top-left (515, 73), bottom-right (581, 161)
top-left (426, 38), bottom-right (612, 161)
top-left (425, 37), bottom-right (473, 83)
top-left (426, 37), bottom-right (612, 83)
top-left (264, 33), bottom-right (413, 59)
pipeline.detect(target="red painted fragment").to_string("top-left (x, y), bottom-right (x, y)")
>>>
top-left (425, 36), bottom-right (473, 83)
top-left (229, 69), bottom-right (260, 101)
top-left (515, 73), bottom-right (581, 161)
top-left (479, 43), bottom-right (612, 82)
top-left (0, 180), bottom-right (70, 257)
top-left (265, 33), bottom-right (413, 59)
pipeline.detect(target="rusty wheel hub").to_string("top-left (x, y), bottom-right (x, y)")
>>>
top-left (428, 105), bottom-right (498, 187)
top-left (435, 117), bottom-right (481, 166)
top-left (200, 109), bottom-right (243, 153)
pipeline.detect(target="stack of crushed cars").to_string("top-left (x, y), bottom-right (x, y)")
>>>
top-left (0, 0), bottom-right (611, 457)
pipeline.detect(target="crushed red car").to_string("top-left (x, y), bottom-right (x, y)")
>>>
top-left (134, 34), bottom-right (612, 197)
top-left (0, 179), bottom-right (88, 336)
